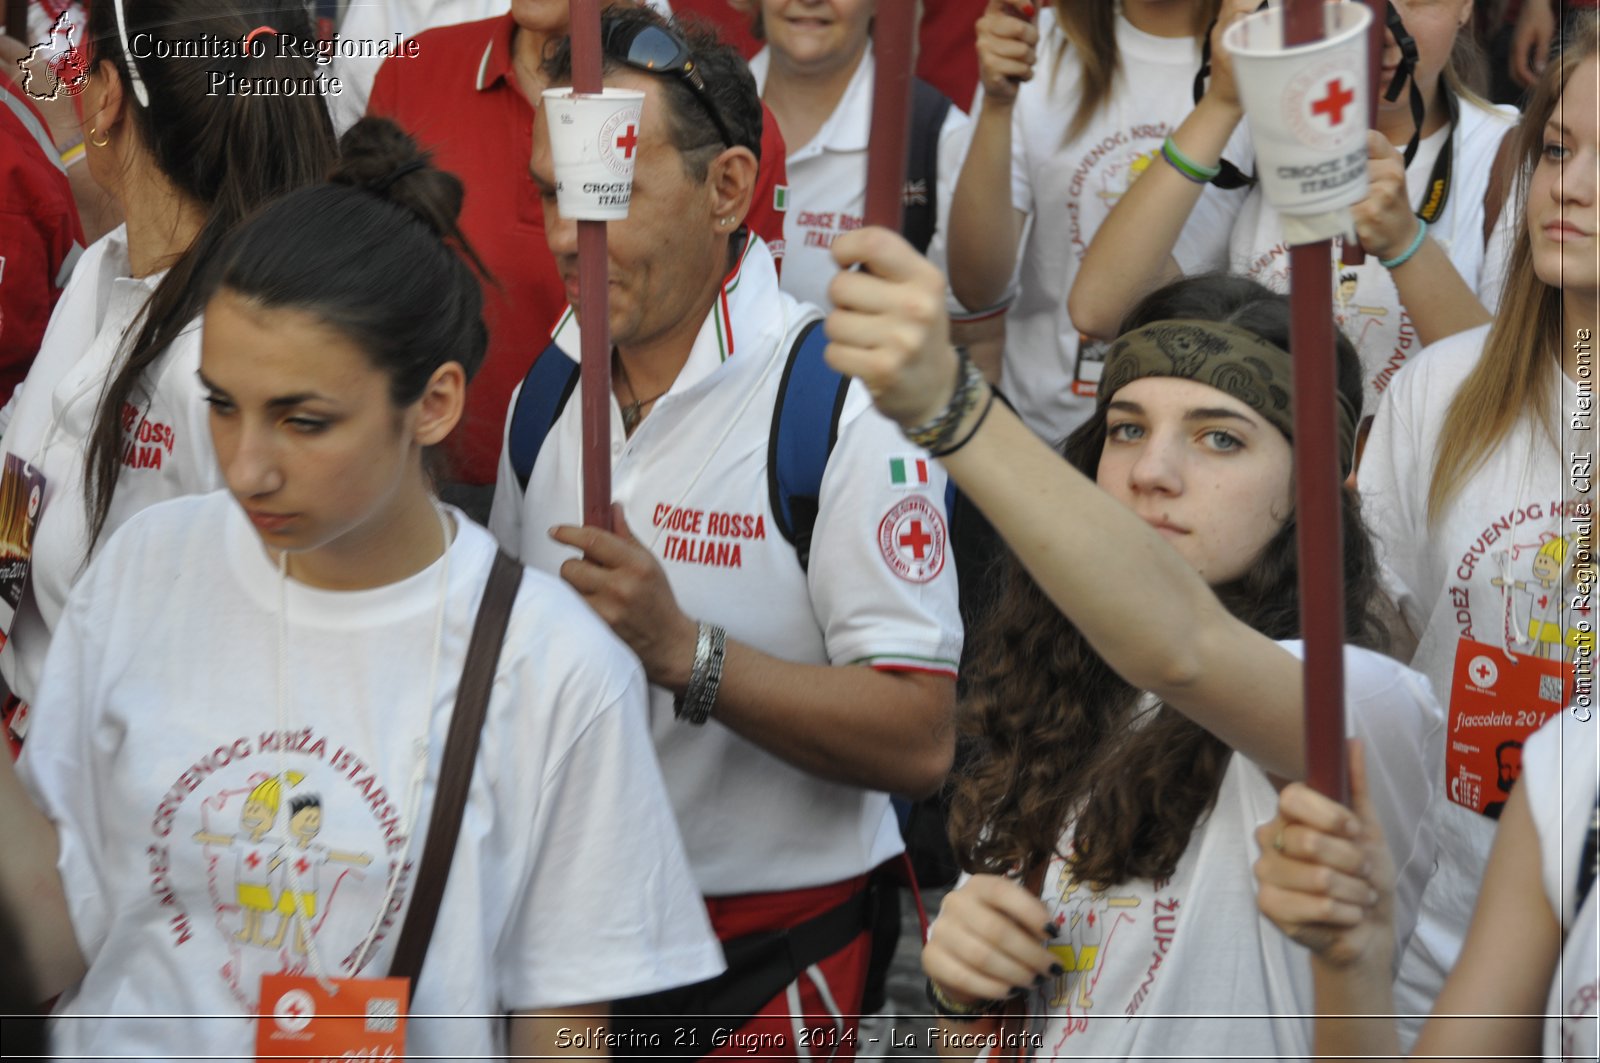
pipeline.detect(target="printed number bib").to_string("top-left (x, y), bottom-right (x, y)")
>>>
top-left (256, 974), bottom-right (409, 1061)
top-left (1446, 638), bottom-right (1572, 819)
top-left (0, 454), bottom-right (46, 653)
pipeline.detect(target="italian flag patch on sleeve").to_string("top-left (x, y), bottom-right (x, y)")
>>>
top-left (774, 184), bottom-right (788, 212)
top-left (888, 456), bottom-right (931, 488)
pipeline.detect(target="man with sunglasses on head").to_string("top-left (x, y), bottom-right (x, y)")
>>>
top-left (490, 7), bottom-right (960, 1055)
top-left (363, 0), bottom-right (791, 522)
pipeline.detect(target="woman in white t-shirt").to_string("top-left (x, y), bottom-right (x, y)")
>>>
top-left (0, 0), bottom-right (337, 725)
top-left (1071, 0), bottom-right (1516, 432)
top-left (1345, 17), bottom-right (1598, 1044)
top-left (1255, 709), bottom-right (1597, 1060)
top-left (0, 119), bottom-right (723, 1058)
top-left (822, 233), bottom-right (1444, 1059)
top-left (946, 0), bottom-right (1248, 442)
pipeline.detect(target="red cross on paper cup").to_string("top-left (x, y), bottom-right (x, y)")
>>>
top-left (1310, 78), bottom-right (1354, 125)
top-left (615, 124), bottom-right (639, 159)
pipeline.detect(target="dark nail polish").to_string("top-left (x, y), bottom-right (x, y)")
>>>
top-left (1033, 973), bottom-right (1046, 986)
top-left (1050, 962), bottom-right (1065, 976)
top-left (1044, 922), bottom-right (1060, 938)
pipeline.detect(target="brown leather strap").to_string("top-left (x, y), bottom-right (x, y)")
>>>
top-left (388, 549), bottom-right (523, 985)
top-left (1483, 126), bottom-right (1519, 246)
top-left (991, 860), bottom-right (1051, 1061)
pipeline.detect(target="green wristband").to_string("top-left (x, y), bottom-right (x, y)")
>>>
top-left (1160, 136), bottom-right (1222, 184)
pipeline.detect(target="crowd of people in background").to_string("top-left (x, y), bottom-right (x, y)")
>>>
top-left (0, 0), bottom-right (1595, 1059)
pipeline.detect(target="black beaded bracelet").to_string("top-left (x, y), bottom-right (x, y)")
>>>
top-left (928, 383), bottom-right (996, 458)
top-left (903, 348), bottom-right (982, 454)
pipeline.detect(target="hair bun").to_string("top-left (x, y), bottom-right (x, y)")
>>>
top-left (333, 117), bottom-right (466, 243)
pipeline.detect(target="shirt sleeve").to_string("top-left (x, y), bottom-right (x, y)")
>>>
top-left (15, 552), bottom-right (117, 966)
top-left (488, 384), bottom-right (526, 557)
top-left (806, 382), bottom-right (963, 676)
top-left (1357, 361), bottom-right (1431, 637)
top-left (496, 631), bottom-right (722, 1008)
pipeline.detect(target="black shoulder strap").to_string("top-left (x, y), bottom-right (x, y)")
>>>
top-left (1577, 789), bottom-right (1600, 917)
top-left (902, 80), bottom-right (953, 254)
top-left (768, 319), bottom-right (850, 572)
top-left (508, 343), bottom-right (582, 491)
top-left (388, 549), bottom-right (523, 985)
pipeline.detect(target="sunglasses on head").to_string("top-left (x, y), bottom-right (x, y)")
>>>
top-left (602, 19), bottom-right (735, 151)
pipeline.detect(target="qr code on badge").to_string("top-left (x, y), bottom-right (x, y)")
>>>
top-left (366, 997), bottom-right (399, 1033)
top-left (1539, 673), bottom-right (1564, 703)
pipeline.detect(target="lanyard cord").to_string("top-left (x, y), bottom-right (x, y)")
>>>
top-left (274, 506), bottom-right (453, 989)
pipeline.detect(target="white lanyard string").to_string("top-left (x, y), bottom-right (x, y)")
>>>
top-left (274, 505), bottom-right (453, 990)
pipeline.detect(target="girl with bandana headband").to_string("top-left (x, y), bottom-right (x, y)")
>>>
top-left (824, 227), bottom-right (1445, 1059)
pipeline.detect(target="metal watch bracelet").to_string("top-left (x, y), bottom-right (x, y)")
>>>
top-left (673, 621), bottom-right (726, 726)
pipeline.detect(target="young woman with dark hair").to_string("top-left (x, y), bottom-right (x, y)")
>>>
top-left (823, 232), bottom-right (1445, 1059)
top-left (0, 0), bottom-right (335, 727)
top-left (0, 117), bottom-right (721, 1057)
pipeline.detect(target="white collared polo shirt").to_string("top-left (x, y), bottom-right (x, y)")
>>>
top-left (491, 235), bottom-right (963, 895)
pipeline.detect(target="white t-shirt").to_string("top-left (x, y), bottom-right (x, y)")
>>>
top-left (996, 7), bottom-right (1250, 444)
top-left (19, 491), bottom-right (722, 1059)
top-left (1525, 714), bottom-right (1600, 1061)
top-left (749, 45), bottom-right (971, 313)
top-left (1359, 324), bottom-right (1587, 1036)
top-left (1227, 100), bottom-right (1516, 418)
top-left (961, 643), bottom-right (1441, 1060)
top-left (0, 225), bottom-right (222, 706)
top-left (490, 235), bottom-right (964, 895)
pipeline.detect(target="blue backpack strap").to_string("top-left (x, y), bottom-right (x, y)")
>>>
top-left (768, 318), bottom-right (849, 572)
top-left (508, 343), bottom-right (581, 491)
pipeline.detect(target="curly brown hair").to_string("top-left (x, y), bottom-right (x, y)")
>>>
top-left (948, 275), bottom-right (1390, 887)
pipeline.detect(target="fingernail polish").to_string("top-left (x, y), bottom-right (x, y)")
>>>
top-left (1033, 973), bottom-right (1046, 986)
top-left (1050, 962), bottom-right (1065, 976)
top-left (1044, 922), bottom-right (1060, 938)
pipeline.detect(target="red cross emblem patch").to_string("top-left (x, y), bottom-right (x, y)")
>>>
top-left (877, 496), bottom-right (947, 583)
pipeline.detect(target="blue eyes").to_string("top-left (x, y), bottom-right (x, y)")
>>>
top-left (1105, 422), bottom-right (1246, 452)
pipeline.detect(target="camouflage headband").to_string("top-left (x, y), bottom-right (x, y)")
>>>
top-left (1099, 319), bottom-right (1358, 475)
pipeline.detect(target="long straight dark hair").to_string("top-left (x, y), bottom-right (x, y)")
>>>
top-left (948, 274), bottom-right (1389, 887)
top-left (82, 0), bottom-right (336, 550)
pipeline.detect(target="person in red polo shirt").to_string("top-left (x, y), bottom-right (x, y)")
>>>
top-left (0, 76), bottom-right (83, 415)
top-left (368, 0), bottom-right (790, 517)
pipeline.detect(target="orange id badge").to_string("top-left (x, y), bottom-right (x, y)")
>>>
top-left (0, 454), bottom-right (46, 653)
top-left (1446, 638), bottom-right (1572, 819)
top-left (256, 973), bottom-right (409, 1061)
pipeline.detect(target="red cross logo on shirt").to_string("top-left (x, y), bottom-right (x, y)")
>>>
top-left (898, 520), bottom-right (932, 560)
top-left (1311, 79), bottom-right (1354, 125)
top-left (245, 851), bottom-right (262, 870)
top-left (295, 856), bottom-right (311, 875)
top-left (1538, 594), bottom-right (1551, 610)
top-left (615, 125), bottom-right (639, 159)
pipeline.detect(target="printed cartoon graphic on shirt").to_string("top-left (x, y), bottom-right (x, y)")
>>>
top-left (1236, 242), bottom-right (1418, 412)
top-left (1490, 534), bottom-right (1596, 660)
top-left (154, 728), bottom-right (406, 1010)
top-left (1041, 849), bottom-right (1163, 1049)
